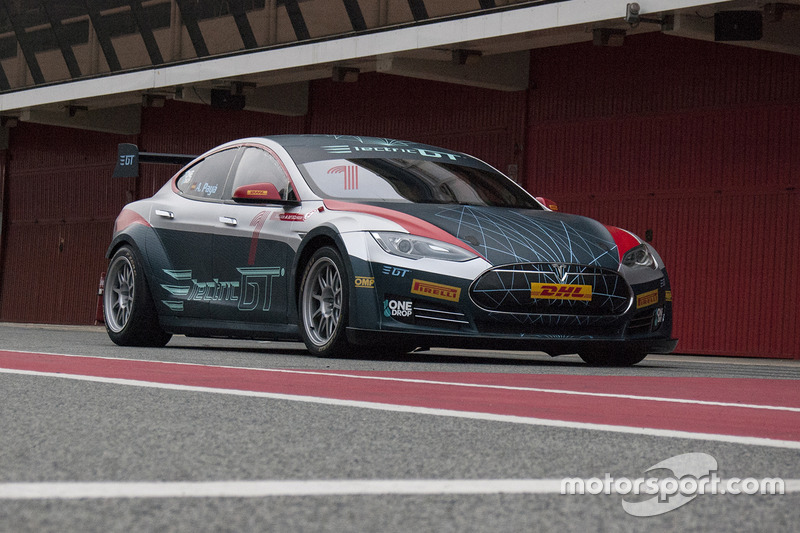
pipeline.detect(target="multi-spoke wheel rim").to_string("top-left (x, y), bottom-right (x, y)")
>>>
top-left (105, 255), bottom-right (135, 333)
top-left (302, 257), bottom-right (343, 346)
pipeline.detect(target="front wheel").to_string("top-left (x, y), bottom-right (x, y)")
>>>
top-left (298, 246), bottom-right (353, 357)
top-left (579, 349), bottom-right (648, 367)
top-left (104, 246), bottom-right (171, 347)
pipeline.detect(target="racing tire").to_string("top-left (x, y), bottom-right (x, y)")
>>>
top-left (104, 246), bottom-right (172, 347)
top-left (578, 349), bottom-right (648, 367)
top-left (298, 246), bottom-right (353, 357)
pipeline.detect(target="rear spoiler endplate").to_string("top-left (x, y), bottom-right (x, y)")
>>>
top-left (113, 143), bottom-right (197, 178)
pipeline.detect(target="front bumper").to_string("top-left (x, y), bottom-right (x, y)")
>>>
top-left (347, 327), bottom-right (678, 356)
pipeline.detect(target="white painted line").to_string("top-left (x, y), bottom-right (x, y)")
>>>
top-left (2, 367), bottom-right (800, 449)
top-left (0, 478), bottom-right (797, 500)
top-left (0, 479), bottom-right (560, 499)
top-left (256, 368), bottom-right (800, 413)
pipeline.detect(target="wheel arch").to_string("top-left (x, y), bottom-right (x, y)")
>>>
top-left (105, 226), bottom-right (163, 315)
top-left (292, 225), bottom-right (355, 316)
top-left (106, 233), bottom-right (142, 259)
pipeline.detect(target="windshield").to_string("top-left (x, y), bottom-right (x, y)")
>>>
top-left (298, 158), bottom-right (540, 208)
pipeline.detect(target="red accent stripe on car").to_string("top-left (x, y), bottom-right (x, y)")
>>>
top-left (604, 225), bottom-right (640, 260)
top-left (114, 209), bottom-right (151, 233)
top-left (323, 199), bottom-right (483, 259)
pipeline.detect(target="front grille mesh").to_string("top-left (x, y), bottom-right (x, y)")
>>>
top-left (470, 263), bottom-right (631, 316)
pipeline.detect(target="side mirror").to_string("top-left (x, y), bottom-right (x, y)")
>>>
top-left (535, 197), bottom-right (559, 211)
top-left (233, 182), bottom-right (282, 201)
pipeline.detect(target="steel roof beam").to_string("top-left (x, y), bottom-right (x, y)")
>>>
top-left (229, 0), bottom-right (258, 49)
top-left (342, 0), bottom-right (367, 32)
top-left (279, 0), bottom-right (310, 41)
top-left (40, 0), bottom-right (82, 79)
top-left (128, 0), bottom-right (164, 65)
top-left (0, 0), bottom-right (45, 85)
top-left (84, 0), bottom-right (121, 72)
top-left (0, 65), bottom-right (9, 91)
top-left (174, 0), bottom-right (209, 57)
top-left (407, 0), bottom-right (428, 21)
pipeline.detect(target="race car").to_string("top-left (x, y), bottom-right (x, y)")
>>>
top-left (104, 135), bottom-right (677, 366)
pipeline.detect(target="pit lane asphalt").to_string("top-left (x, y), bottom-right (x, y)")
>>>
top-left (1, 323), bottom-right (798, 532)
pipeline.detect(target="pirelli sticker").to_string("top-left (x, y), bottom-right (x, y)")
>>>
top-left (530, 283), bottom-right (592, 301)
top-left (411, 279), bottom-right (461, 302)
top-left (354, 276), bottom-right (375, 288)
top-left (636, 289), bottom-right (660, 309)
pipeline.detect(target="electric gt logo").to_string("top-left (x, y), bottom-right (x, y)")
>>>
top-left (355, 276), bottom-right (375, 288)
top-left (382, 265), bottom-right (410, 277)
top-left (411, 279), bottom-right (461, 302)
top-left (384, 299), bottom-right (413, 318)
top-left (161, 267), bottom-right (284, 312)
top-left (636, 289), bottom-right (659, 309)
top-left (530, 283), bottom-right (592, 301)
top-left (322, 145), bottom-right (462, 161)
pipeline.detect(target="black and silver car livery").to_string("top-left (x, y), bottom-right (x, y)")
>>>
top-left (104, 135), bottom-right (677, 366)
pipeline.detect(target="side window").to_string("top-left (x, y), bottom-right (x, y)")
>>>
top-left (176, 148), bottom-right (238, 200)
top-left (230, 147), bottom-right (294, 201)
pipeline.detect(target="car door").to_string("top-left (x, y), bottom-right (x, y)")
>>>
top-left (148, 148), bottom-right (239, 318)
top-left (210, 146), bottom-right (298, 325)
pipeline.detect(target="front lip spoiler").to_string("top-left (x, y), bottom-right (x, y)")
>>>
top-left (347, 327), bottom-right (678, 356)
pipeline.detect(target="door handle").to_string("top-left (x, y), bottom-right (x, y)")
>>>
top-left (219, 216), bottom-right (238, 226)
top-left (155, 209), bottom-right (174, 219)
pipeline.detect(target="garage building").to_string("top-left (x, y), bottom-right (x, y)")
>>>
top-left (0, 0), bottom-right (797, 358)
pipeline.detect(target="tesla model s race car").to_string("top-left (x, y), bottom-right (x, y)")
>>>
top-left (104, 135), bottom-right (677, 366)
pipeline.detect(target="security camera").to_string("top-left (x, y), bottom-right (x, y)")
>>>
top-left (625, 3), bottom-right (641, 25)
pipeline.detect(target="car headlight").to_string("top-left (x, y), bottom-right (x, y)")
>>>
top-left (621, 244), bottom-right (658, 269)
top-left (371, 232), bottom-right (476, 262)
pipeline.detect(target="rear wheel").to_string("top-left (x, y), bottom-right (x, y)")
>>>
top-left (579, 349), bottom-right (647, 367)
top-left (104, 246), bottom-right (171, 347)
top-left (298, 246), bottom-right (353, 357)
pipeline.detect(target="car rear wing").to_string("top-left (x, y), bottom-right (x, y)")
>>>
top-left (112, 143), bottom-right (197, 178)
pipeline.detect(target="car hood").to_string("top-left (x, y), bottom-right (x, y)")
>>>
top-left (365, 202), bottom-right (621, 269)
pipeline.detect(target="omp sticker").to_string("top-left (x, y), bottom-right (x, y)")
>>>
top-left (411, 279), bottom-right (461, 302)
top-left (636, 289), bottom-right (660, 309)
top-left (355, 276), bottom-right (375, 288)
top-left (665, 290), bottom-right (672, 302)
top-left (530, 283), bottom-right (592, 301)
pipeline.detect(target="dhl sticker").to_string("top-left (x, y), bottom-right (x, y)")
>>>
top-left (411, 279), bottom-right (461, 302)
top-left (636, 289), bottom-right (660, 309)
top-left (354, 276), bottom-right (375, 288)
top-left (248, 189), bottom-right (273, 197)
top-left (665, 290), bottom-right (672, 302)
top-left (530, 283), bottom-right (592, 301)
